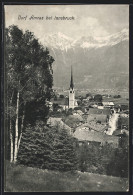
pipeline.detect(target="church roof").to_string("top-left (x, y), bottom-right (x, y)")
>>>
top-left (70, 66), bottom-right (74, 89)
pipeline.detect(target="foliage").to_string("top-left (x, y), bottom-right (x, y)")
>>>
top-left (77, 140), bottom-right (128, 178)
top-left (94, 94), bottom-right (102, 102)
top-left (114, 95), bottom-right (121, 98)
top-left (106, 134), bottom-right (128, 178)
top-left (117, 116), bottom-right (129, 130)
top-left (53, 103), bottom-right (60, 112)
top-left (86, 93), bottom-right (93, 100)
top-left (74, 106), bottom-right (82, 111)
top-left (66, 108), bottom-right (73, 116)
top-left (79, 142), bottom-right (111, 174)
top-left (24, 100), bottom-right (50, 126)
top-left (17, 121), bottom-right (78, 171)
top-left (59, 94), bottom-right (64, 98)
top-left (5, 25), bottom-right (54, 161)
top-left (121, 105), bottom-right (129, 111)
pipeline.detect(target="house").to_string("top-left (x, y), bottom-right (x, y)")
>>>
top-left (102, 101), bottom-right (114, 108)
top-left (73, 128), bottom-right (119, 147)
top-left (63, 114), bottom-right (84, 129)
top-left (87, 108), bottom-right (111, 115)
top-left (113, 129), bottom-right (129, 136)
top-left (73, 109), bottom-right (84, 116)
top-left (47, 117), bottom-right (72, 134)
top-left (87, 114), bottom-right (108, 124)
top-left (86, 108), bottom-right (111, 124)
top-left (83, 121), bottom-right (109, 133)
top-left (97, 106), bottom-right (104, 109)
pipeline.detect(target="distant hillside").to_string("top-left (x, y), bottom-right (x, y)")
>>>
top-left (5, 162), bottom-right (128, 192)
top-left (41, 29), bottom-right (129, 90)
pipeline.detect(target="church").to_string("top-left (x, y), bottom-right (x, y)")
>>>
top-left (69, 66), bottom-right (77, 109)
top-left (50, 66), bottom-right (78, 111)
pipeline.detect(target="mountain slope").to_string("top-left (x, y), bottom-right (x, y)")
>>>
top-left (41, 29), bottom-right (129, 90)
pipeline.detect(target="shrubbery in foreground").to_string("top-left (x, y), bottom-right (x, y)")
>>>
top-left (17, 121), bottom-right (78, 171)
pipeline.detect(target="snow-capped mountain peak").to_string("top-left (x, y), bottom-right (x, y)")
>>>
top-left (40, 28), bottom-right (129, 50)
top-left (77, 28), bottom-right (129, 49)
top-left (41, 32), bottom-right (74, 51)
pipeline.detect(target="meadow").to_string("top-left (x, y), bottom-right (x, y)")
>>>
top-left (5, 162), bottom-right (128, 192)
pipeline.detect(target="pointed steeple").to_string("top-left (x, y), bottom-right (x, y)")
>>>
top-left (70, 66), bottom-right (74, 89)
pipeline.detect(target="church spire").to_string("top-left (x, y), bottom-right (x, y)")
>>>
top-left (70, 66), bottom-right (74, 89)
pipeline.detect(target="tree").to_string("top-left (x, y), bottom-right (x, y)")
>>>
top-left (78, 142), bottom-right (88, 172)
top-left (86, 93), bottom-right (93, 100)
top-left (106, 134), bottom-right (128, 178)
top-left (94, 94), bottom-right (102, 103)
top-left (114, 95), bottom-right (121, 98)
top-left (5, 25), bottom-right (54, 163)
top-left (17, 121), bottom-right (78, 172)
top-left (59, 94), bottom-right (64, 98)
top-left (77, 142), bottom-right (116, 175)
top-left (53, 103), bottom-right (59, 112)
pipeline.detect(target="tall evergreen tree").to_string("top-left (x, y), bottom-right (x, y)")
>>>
top-left (17, 121), bottom-right (78, 171)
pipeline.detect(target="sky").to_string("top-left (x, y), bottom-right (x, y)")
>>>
top-left (4, 5), bottom-right (129, 40)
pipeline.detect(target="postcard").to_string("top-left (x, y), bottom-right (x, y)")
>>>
top-left (4, 4), bottom-right (129, 192)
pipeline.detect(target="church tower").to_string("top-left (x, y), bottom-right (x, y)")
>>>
top-left (69, 66), bottom-right (75, 109)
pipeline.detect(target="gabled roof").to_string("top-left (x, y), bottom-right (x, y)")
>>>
top-left (64, 114), bottom-right (84, 128)
top-left (87, 108), bottom-right (111, 115)
top-left (87, 115), bottom-right (108, 123)
top-left (73, 128), bottom-right (119, 145)
top-left (85, 122), bottom-right (108, 132)
top-left (47, 117), bottom-right (71, 132)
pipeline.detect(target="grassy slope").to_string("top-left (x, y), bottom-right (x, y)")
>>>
top-left (5, 162), bottom-right (128, 192)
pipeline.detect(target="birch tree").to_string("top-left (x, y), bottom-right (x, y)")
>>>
top-left (5, 25), bottom-right (54, 163)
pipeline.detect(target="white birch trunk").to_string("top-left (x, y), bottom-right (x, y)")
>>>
top-left (9, 96), bottom-right (14, 162)
top-left (18, 109), bottom-right (25, 151)
top-left (14, 91), bottom-right (20, 163)
top-left (9, 119), bottom-right (13, 162)
top-left (17, 132), bottom-right (22, 152)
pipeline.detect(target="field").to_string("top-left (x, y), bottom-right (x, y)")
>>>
top-left (5, 162), bottom-right (128, 192)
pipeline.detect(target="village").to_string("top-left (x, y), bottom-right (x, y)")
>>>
top-left (46, 67), bottom-right (129, 148)
top-left (4, 3), bottom-right (130, 191)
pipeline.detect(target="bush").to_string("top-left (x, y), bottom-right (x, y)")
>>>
top-left (106, 135), bottom-right (128, 178)
top-left (114, 95), bottom-right (121, 98)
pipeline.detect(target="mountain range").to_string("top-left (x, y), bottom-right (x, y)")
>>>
top-left (41, 28), bottom-right (129, 90)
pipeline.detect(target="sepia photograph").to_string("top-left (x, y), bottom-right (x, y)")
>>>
top-left (4, 4), bottom-right (129, 192)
